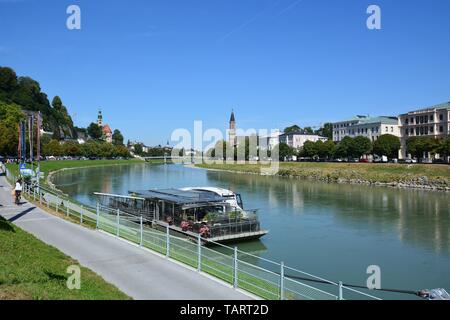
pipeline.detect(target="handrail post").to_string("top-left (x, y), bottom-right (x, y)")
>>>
top-left (66, 201), bottom-right (70, 217)
top-left (80, 205), bottom-right (84, 224)
top-left (33, 188), bottom-right (36, 201)
top-left (339, 281), bottom-right (343, 300)
top-left (139, 215), bottom-right (143, 246)
top-left (96, 202), bottom-right (100, 229)
top-left (233, 247), bottom-right (238, 289)
top-left (166, 224), bottom-right (170, 258)
top-left (197, 233), bottom-right (202, 272)
top-left (116, 208), bottom-right (120, 237)
top-left (56, 197), bottom-right (59, 213)
top-left (39, 192), bottom-right (42, 205)
top-left (280, 261), bottom-right (285, 300)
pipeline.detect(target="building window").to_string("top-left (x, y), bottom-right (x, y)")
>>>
top-left (416, 128), bottom-right (420, 135)
top-left (410, 117), bottom-right (414, 124)
top-left (430, 115), bottom-right (434, 122)
top-left (439, 114), bottom-right (444, 121)
top-left (440, 126), bottom-right (444, 133)
top-left (430, 126), bottom-right (434, 133)
top-left (391, 126), bottom-right (393, 132)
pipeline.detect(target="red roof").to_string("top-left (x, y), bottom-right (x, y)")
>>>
top-left (102, 124), bottom-right (112, 134)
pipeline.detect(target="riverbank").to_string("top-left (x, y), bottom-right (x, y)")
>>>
top-left (196, 162), bottom-right (450, 191)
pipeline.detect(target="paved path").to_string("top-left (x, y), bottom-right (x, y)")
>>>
top-left (0, 175), bottom-right (252, 300)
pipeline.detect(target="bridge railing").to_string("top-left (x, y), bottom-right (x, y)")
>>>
top-left (11, 176), bottom-right (383, 300)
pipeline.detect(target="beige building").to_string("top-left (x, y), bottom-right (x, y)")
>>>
top-left (332, 116), bottom-right (400, 143)
top-left (399, 102), bottom-right (450, 159)
top-left (279, 132), bottom-right (328, 149)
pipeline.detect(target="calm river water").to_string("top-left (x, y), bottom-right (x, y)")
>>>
top-left (52, 163), bottom-right (450, 299)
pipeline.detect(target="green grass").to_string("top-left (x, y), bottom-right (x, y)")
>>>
top-left (197, 162), bottom-right (450, 188)
top-left (0, 216), bottom-right (130, 300)
top-left (6, 159), bottom-right (146, 178)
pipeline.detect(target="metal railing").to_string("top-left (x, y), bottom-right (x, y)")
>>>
top-left (5, 168), bottom-right (383, 300)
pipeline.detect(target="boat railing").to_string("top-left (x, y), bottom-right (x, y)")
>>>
top-left (12, 176), bottom-right (385, 301)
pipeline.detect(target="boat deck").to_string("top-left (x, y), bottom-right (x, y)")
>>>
top-left (153, 220), bottom-right (268, 245)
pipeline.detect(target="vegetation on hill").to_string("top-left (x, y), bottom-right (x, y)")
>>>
top-left (0, 66), bottom-right (75, 139)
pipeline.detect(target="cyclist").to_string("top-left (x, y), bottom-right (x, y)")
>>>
top-left (14, 178), bottom-right (23, 205)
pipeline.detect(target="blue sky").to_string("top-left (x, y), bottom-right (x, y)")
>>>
top-left (1, 0), bottom-right (450, 146)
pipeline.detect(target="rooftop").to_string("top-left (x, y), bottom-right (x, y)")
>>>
top-left (400, 101), bottom-right (450, 115)
top-left (334, 116), bottom-right (398, 126)
top-left (130, 188), bottom-right (227, 205)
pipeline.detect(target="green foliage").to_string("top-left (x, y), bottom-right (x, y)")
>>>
top-left (133, 144), bottom-right (144, 155)
top-left (87, 122), bottom-right (103, 140)
top-left (277, 143), bottom-right (296, 160)
top-left (112, 129), bottom-right (124, 146)
top-left (407, 136), bottom-right (440, 159)
top-left (352, 136), bottom-right (373, 158)
top-left (0, 66), bottom-right (75, 139)
top-left (315, 123), bottom-right (333, 140)
top-left (283, 125), bottom-right (301, 134)
top-left (42, 139), bottom-right (130, 158)
top-left (373, 134), bottom-right (401, 159)
top-left (438, 137), bottom-right (450, 158)
top-left (0, 101), bottom-right (25, 156)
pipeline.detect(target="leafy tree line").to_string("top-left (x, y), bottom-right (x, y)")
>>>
top-left (42, 140), bottom-right (130, 158)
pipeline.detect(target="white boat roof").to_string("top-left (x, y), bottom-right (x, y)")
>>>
top-left (180, 187), bottom-right (236, 197)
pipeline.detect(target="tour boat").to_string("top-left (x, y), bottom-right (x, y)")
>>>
top-left (95, 187), bottom-right (268, 244)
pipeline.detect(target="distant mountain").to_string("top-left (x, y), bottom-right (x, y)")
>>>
top-left (0, 66), bottom-right (75, 139)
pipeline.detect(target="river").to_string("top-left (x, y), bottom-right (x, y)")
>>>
top-left (51, 163), bottom-right (450, 299)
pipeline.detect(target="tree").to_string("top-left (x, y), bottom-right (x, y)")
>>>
top-left (62, 141), bottom-right (81, 156)
top-left (43, 139), bottom-right (62, 156)
top-left (352, 136), bottom-right (372, 158)
top-left (87, 122), bottom-right (102, 140)
top-left (112, 129), bottom-right (124, 146)
top-left (134, 144), bottom-right (143, 155)
top-left (302, 140), bottom-right (318, 158)
top-left (334, 136), bottom-right (353, 159)
top-left (321, 140), bottom-right (336, 159)
top-left (277, 143), bottom-right (295, 161)
top-left (0, 101), bottom-right (24, 156)
top-left (315, 123), bottom-right (333, 140)
top-left (438, 137), bottom-right (450, 161)
top-left (407, 137), bottom-right (440, 159)
top-left (373, 134), bottom-right (400, 159)
top-left (51, 96), bottom-right (63, 111)
top-left (284, 125), bottom-right (301, 134)
top-left (303, 127), bottom-right (314, 134)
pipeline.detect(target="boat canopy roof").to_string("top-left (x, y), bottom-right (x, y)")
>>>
top-left (130, 188), bottom-right (227, 205)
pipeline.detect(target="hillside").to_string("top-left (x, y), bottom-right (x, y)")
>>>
top-left (0, 66), bottom-right (75, 139)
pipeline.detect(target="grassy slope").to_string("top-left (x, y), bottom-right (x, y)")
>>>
top-left (197, 162), bottom-right (450, 185)
top-left (0, 217), bottom-right (130, 300)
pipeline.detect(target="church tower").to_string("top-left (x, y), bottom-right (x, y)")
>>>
top-left (97, 109), bottom-right (103, 127)
top-left (228, 110), bottom-right (236, 147)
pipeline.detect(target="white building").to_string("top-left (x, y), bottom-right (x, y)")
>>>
top-left (279, 132), bottom-right (328, 149)
top-left (399, 102), bottom-right (450, 159)
top-left (332, 116), bottom-right (400, 143)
